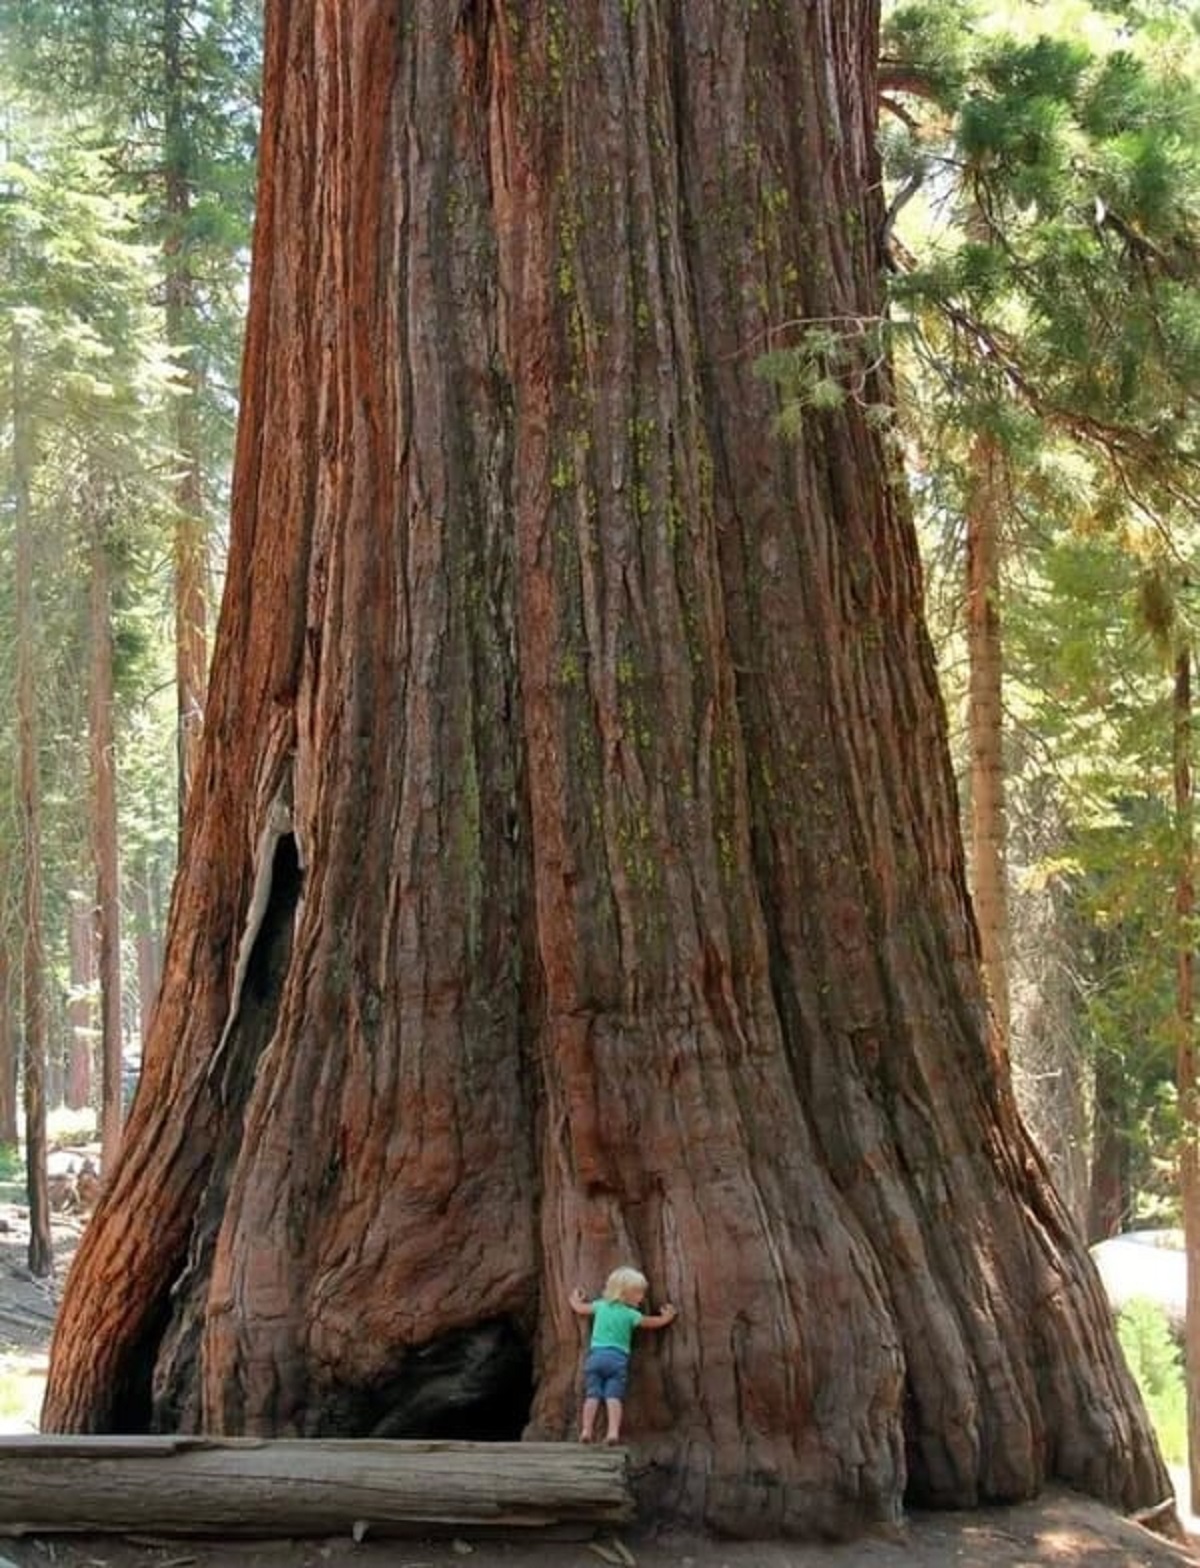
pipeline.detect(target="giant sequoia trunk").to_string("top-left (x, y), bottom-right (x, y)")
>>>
top-left (44, 0), bottom-right (1168, 1538)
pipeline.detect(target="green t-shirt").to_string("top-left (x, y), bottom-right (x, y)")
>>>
top-left (590, 1298), bottom-right (643, 1354)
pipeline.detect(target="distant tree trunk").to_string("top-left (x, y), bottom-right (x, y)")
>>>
top-left (133, 870), bottom-right (163, 1049)
top-left (1008, 842), bottom-right (1089, 1231)
top-left (67, 894), bottom-right (95, 1111)
top-left (45, 1026), bottom-right (64, 1110)
top-left (89, 508), bottom-right (124, 1169)
top-left (1174, 646), bottom-right (1200, 1513)
top-left (0, 912), bottom-right (17, 1145)
top-left (1088, 1046), bottom-right (1130, 1242)
top-left (966, 431), bottom-right (1011, 1056)
top-left (164, 0), bottom-right (209, 809)
top-left (85, 0), bottom-right (109, 82)
top-left (45, 2), bottom-right (1167, 1536)
top-left (12, 320), bottom-right (52, 1278)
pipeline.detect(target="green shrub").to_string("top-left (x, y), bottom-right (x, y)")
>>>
top-left (0, 1366), bottom-right (42, 1429)
top-left (1117, 1297), bottom-right (1187, 1466)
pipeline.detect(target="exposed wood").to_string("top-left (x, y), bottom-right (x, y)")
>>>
top-left (1131, 1496), bottom-right (1179, 1528)
top-left (0, 1438), bottom-right (632, 1537)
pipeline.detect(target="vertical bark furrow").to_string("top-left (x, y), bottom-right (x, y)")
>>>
top-left (670, 0), bottom-right (1166, 1518)
top-left (488, 4), bottom-right (907, 1533)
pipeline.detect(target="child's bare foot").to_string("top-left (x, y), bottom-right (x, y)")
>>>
top-left (579, 1429), bottom-right (593, 1443)
top-left (605, 1435), bottom-right (620, 1446)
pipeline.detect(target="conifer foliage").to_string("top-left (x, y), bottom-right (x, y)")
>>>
top-left (0, 4), bottom-right (258, 1225)
top-left (880, 0), bottom-right (1200, 1503)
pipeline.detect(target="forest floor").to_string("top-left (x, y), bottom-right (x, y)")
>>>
top-left (0, 1205), bottom-right (1195, 1568)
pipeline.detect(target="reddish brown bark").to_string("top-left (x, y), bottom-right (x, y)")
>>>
top-left (966, 432), bottom-right (1011, 1053)
top-left (45, 0), bottom-right (1167, 1538)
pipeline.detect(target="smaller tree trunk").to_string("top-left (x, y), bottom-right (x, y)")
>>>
top-left (89, 511), bottom-right (124, 1169)
top-left (1087, 1047), bottom-right (1130, 1243)
top-left (67, 894), bottom-right (95, 1112)
top-left (12, 319), bottom-right (52, 1277)
top-left (1173, 647), bottom-right (1200, 1515)
top-left (0, 906), bottom-right (17, 1144)
top-left (133, 872), bottom-right (163, 1049)
top-left (172, 402), bottom-right (208, 806)
top-left (966, 431), bottom-right (1011, 1054)
top-left (0, 1437), bottom-right (632, 1535)
top-left (164, 0), bottom-right (209, 810)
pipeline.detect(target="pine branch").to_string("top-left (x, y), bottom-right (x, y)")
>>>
top-left (890, 242), bottom-right (1200, 494)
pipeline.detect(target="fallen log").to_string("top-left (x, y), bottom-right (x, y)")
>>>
top-left (0, 1436), bottom-right (633, 1537)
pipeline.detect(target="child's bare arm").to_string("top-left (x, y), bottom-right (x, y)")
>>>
top-left (638, 1303), bottom-right (678, 1330)
top-left (569, 1286), bottom-right (594, 1317)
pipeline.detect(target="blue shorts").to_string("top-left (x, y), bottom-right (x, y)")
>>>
top-left (585, 1346), bottom-right (630, 1400)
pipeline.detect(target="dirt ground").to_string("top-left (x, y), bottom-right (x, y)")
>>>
top-left (0, 1206), bottom-right (1195, 1568)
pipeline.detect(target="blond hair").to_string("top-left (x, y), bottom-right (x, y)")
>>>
top-left (602, 1265), bottom-right (649, 1303)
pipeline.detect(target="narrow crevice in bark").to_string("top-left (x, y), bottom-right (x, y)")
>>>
top-left (100, 1287), bottom-right (180, 1434)
top-left (221, 831), bottom-right (303, 1082)
top-left (152, 830), bottom-right (303, 1429)
top-left (208, 785), bottom-right (299, 1106)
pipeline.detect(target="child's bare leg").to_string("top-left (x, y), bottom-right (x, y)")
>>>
top-left (604, 1397), bottom-right (623, 1444)
top-left (580, 1397), bottom-right (600, 1441)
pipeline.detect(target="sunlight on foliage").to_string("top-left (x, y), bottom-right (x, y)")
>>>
top-left (0, 1362), bottom-right (44, 1432)
top-left (46, 1106), bottom-right (98, 1147)
top-left (1117, 1298), bottom-right (1187, 1466)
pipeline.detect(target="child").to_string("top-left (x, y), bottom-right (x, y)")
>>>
top-left (569, 1265), bottom-right (677, 1444)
